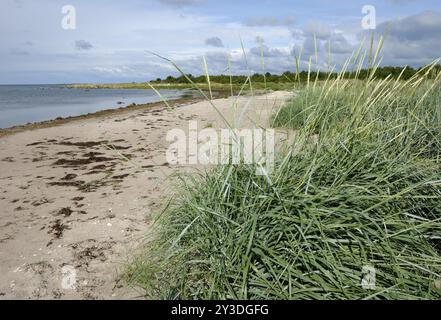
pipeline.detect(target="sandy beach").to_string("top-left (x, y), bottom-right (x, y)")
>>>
top-left (0, 91), bottom-right (292, 299)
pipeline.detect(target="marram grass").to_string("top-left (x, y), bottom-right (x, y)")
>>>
top-left (126, 50), bottom-right (441, 299)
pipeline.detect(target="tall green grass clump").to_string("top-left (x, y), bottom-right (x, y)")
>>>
top-left (127, 41), bottom-right (441, 299)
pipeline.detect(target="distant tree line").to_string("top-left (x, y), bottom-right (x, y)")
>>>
top-left (151, 65), bottom-right (441, 84)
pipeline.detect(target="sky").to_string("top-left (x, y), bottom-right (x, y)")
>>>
top-left (0, 0), bottom-right (440, 84)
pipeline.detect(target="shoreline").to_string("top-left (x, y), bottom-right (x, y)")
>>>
top-left (0, 88), bottom-right (242, 138)
top-left (0, 96), bottom-right (204, 138)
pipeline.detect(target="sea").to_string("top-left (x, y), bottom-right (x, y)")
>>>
top-left (0, 85), bottom-right (189, 128)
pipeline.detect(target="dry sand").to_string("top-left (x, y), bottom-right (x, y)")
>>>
top-left (0, 91), bottom-right (292, 299)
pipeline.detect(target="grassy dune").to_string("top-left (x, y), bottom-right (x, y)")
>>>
top-left (126, 39), bottom-right (441, 299)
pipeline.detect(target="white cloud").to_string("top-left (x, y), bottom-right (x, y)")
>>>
top-left (303, 21), bottom-right (333, 40)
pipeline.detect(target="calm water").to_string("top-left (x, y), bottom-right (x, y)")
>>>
top-left (0, 85), bottom-right (188, 128)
